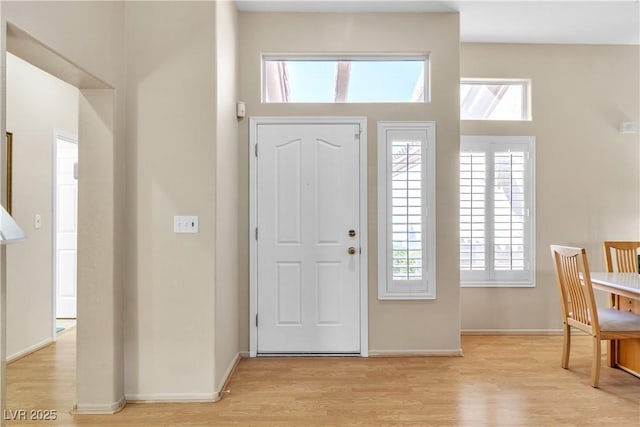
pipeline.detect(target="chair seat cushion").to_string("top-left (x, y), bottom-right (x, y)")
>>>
top-left (598, 307), bottom-right (640, 332)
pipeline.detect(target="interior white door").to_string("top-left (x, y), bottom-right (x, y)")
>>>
top-left (257, 123), bottom-right (361, 353)
top-left (55, 138), bottom-right (78, 318)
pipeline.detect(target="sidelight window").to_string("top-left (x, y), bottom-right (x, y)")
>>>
top-left (378, 122), bottom-right (436, 299)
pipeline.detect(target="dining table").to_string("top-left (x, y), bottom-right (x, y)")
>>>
top-left (590, 272), bottom-right (640, 377)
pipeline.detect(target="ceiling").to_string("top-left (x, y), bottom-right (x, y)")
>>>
top-left (236, 1), bottom-right (640, 45)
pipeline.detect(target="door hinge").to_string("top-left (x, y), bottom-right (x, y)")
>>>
top-left (255, 228), bottom-right (258, 240)
top-left (255, 143), bottom-right (258, 157)
top-left (255, 314), bottom-right (258, 327)
top-left (354, 132), bottom-right (360, 140)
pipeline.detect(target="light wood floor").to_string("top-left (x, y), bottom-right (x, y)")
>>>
top-left (6, 329), bottom-right (640, 426)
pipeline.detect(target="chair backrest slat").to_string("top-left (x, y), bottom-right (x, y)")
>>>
top-left (615, 248), bottom-right (637, 272)
top-left (603, 241), bottom-right (640, 273)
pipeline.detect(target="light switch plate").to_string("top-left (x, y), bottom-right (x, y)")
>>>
top-left (174, 215), bottom-right (198, 233)
top-left (619, 121), bottom-right (639, 134)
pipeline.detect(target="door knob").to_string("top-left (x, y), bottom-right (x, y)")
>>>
top-left (348, 247), bottom-right (356, 255)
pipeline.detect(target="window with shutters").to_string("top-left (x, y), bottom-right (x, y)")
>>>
top-left (378, 122), bottom-right (436, 299)
top-left (460, 136), bottom-right (535, 287)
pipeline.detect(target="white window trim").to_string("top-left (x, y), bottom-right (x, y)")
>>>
top-left (460, 78), bottom-right (532, 121)
top-left (377, 121), bottom-right (436, 300)
top-left (460, 135), bottom-right (536, 288)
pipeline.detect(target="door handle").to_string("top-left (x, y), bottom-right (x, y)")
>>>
top-left (347, 247), bottom-right (356, 255)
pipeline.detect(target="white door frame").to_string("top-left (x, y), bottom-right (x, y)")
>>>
top-left (249, 116), bottom-right (368, 357)
top-left (51, 129), bottom-right (78, 339)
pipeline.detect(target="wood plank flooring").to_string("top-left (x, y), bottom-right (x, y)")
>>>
top-left (6, 329), bottom-right (640, 426)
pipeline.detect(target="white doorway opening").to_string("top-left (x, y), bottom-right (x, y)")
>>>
top-left (53, 131), bottom-right (78, 324)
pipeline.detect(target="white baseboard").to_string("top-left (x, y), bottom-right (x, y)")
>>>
top-left (7, 338), bottom-right (53, 364)
top-left (125, 393), bottom-right (217, 403)
top-left (369, 349), bottom-right (463, 357)
top-left (239, 351), bottom-right (250, 358)
top-left (461, 329), bottom-right (564, 335)
top-left (73, 396), bottom-right (126, 414)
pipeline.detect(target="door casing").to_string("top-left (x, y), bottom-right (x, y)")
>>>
top-left (249, 116), bottom-right (368, 357)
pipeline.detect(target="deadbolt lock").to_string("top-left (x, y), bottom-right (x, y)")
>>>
top-left (348, 229), bottom-right (356, 237)
top-left (348, 247), bottom-right (357, 255)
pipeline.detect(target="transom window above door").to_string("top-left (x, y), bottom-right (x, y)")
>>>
top-left (262, 56), bottom-right (429, 103)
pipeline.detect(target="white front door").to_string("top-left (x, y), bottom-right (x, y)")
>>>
top-left (256, 122), bottom-right (361, 353)
top-left (55, 137), bottom-right (78, 318)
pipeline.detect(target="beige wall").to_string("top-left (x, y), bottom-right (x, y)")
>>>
top-left (123, 0), bottom-right (242, 401)
top-left (123, 1), bottom-right (218, 400)
top-left (5, 1), bottom-right (123, 87)
top-left (3, 0), bottom-right (243, 408)
top-left (3, 0), bottom-right (125, 412)
top-left (238, 12), bottom-right (462, 353)
top-left (460, 43), bottom-right (640, 331)
top-left (214, 0), bottom-right (241, 392)
top-left (6, 53), bottom-right (78, 360)
top-left (76, 88), bottom-right (120, 409)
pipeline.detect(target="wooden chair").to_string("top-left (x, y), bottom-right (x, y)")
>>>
top-left (550, 245), bottom-right (640, 387)
top-left (603, 241), bottom-right (640, 273)
top-left (602, 241), bottom-right (640, 365)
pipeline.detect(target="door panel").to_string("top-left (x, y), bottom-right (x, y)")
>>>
top-left (316, 262), bottom-right (341, 324)
top-left (58, 250), bottom-right (77, 297)
top-left (276, 262), bottom-right (302, 325)
top-left (257, 123), bottom-right (360, 353)
top-left (316, 139), bottom-right (342, 244)
top-left (275, 140), bottom-right (301, 244)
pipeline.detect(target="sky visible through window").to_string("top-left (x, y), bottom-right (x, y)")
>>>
top-left (285, 61), bottom-right (336, 102)
top-left (265, 59), bottom-right (425, 103)
top-left (346, 61), bottom-right (422, 102)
